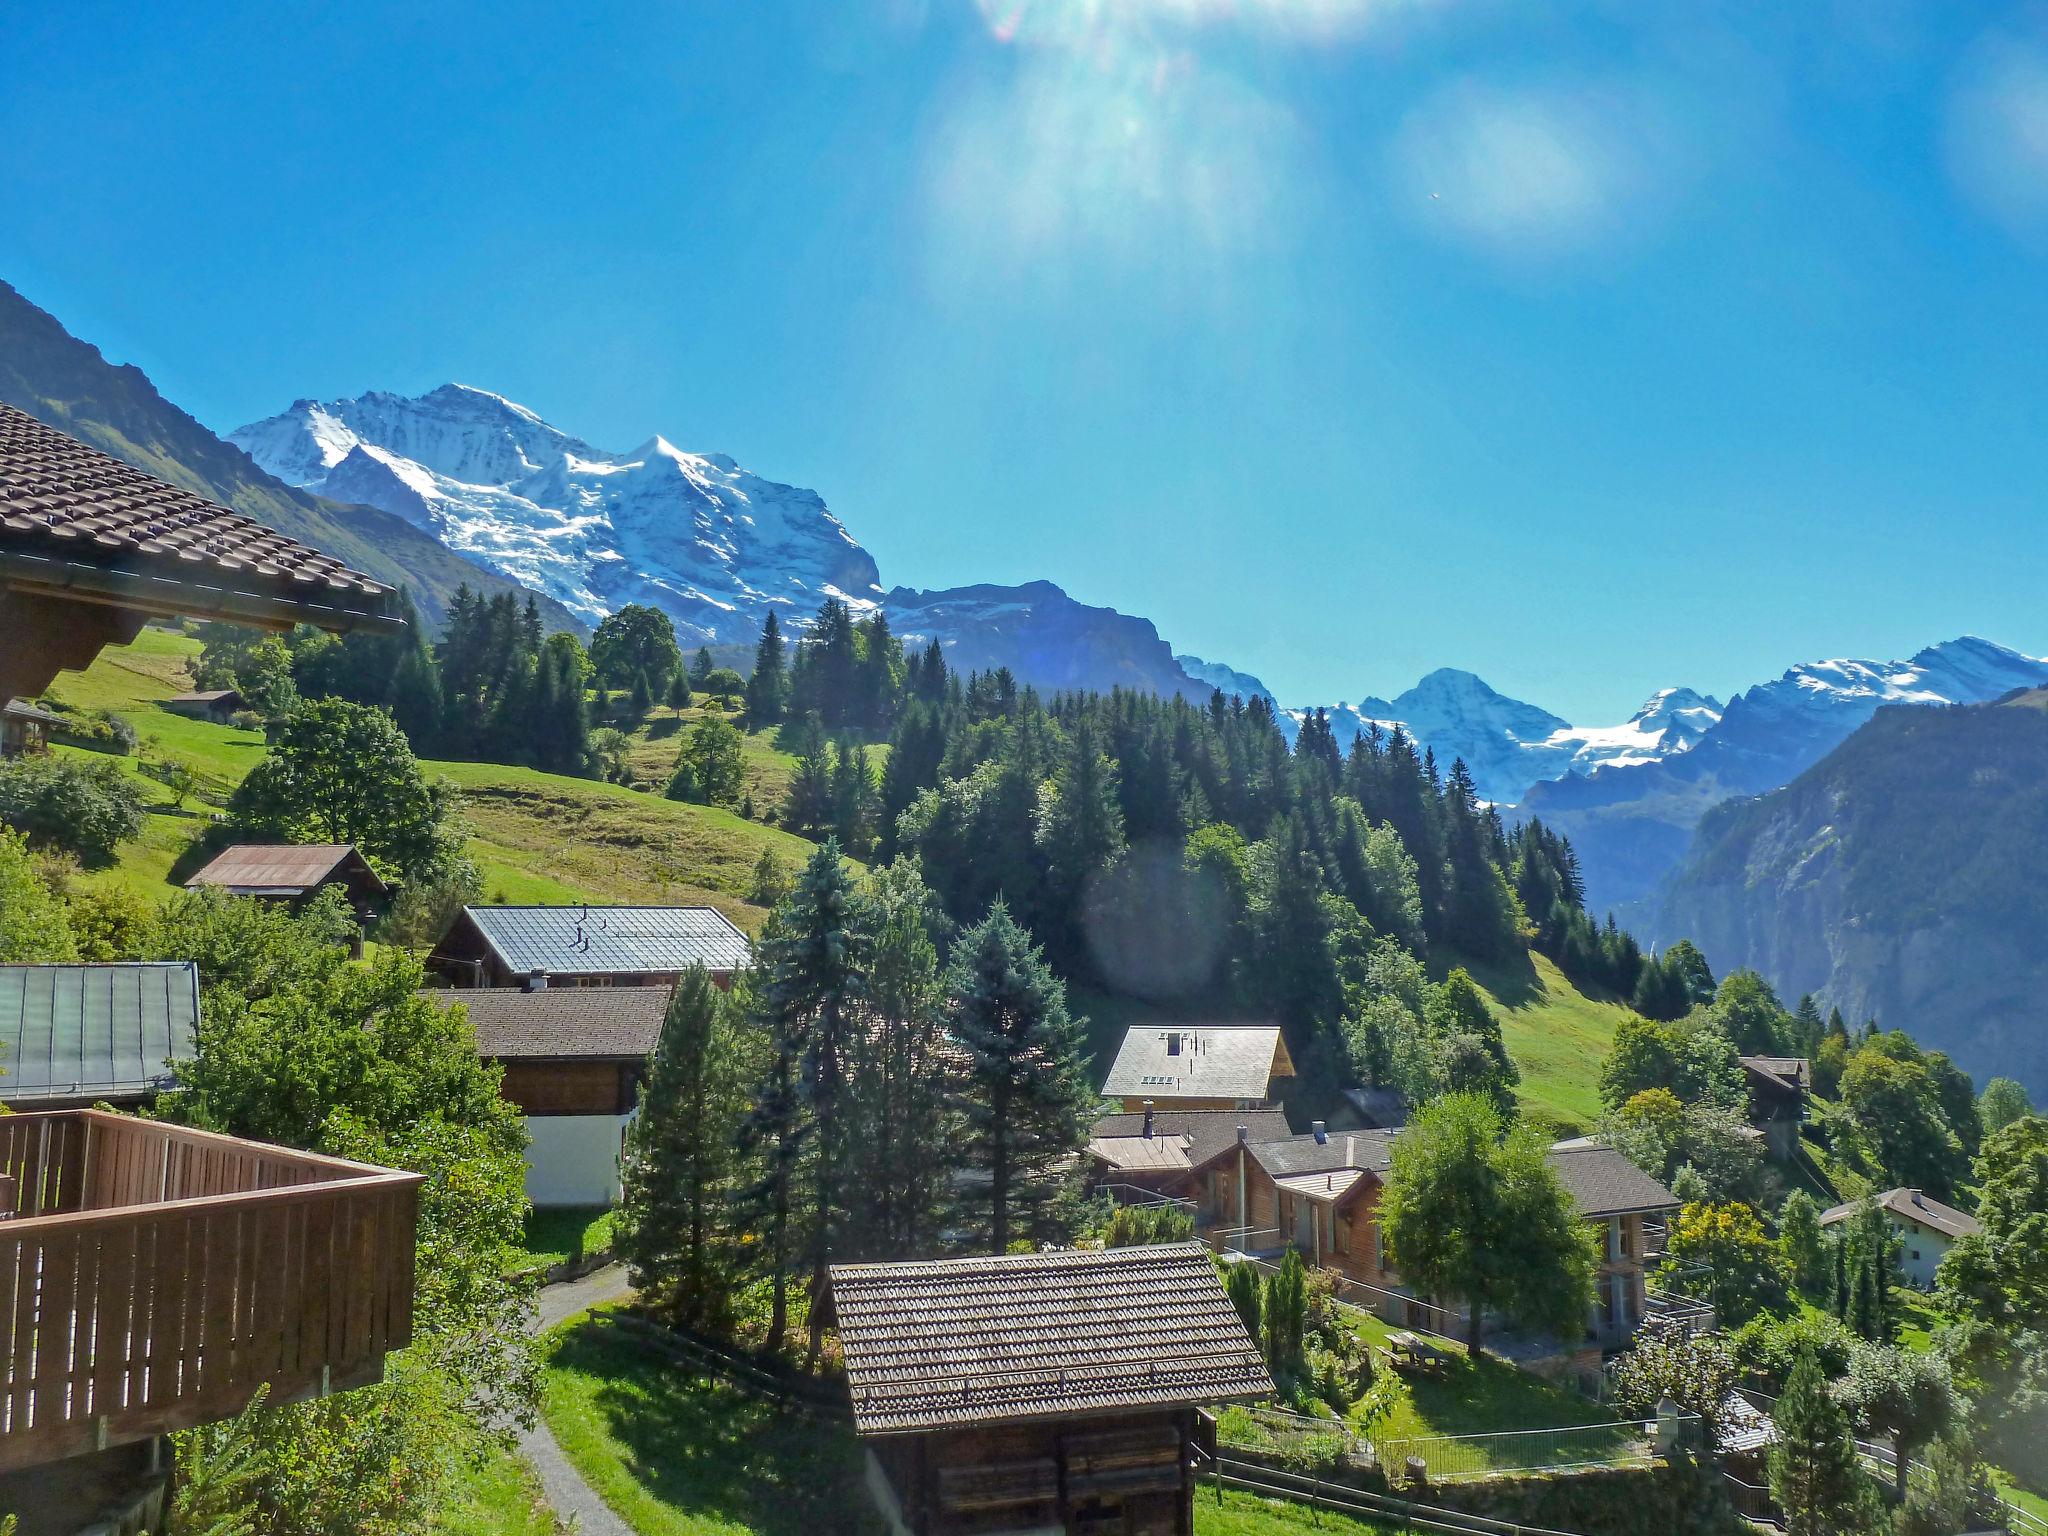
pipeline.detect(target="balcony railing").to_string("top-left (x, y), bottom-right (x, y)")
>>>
top-left (0, 1109), bottom-right (422, 1472)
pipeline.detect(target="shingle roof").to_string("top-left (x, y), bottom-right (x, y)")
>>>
top-left (1821, 1189), bottom-right (1981, 1242)
top-left (0, 401), bottom-right (398, 632)
top-left (1741, 1056), bottom-right (1811, 1093)
top-left (1087, 1134), bottom-right (1193, 1173)
top-left (1546, 1145), bottom-right (1680, 1218)
top-left (185, 842), bottom-right (388, 896)
top-left (458, 905), bottom-right (753, 977)
top-left (830, 1243), bottom-right (1271, 1435)
top-left (1099, 1025), bottom-right (1292, 1103)
top-left (2, 697), bottom-right (64, 728)
top-left (1089, 1109), bottom-right (1291, 1173)
top-left (1247, 1130), bottom-right (1398, 1180)
top-left (432, 986), bottom-right (672, 1060)
top-left (0, 963), bottom-right (199, 1101)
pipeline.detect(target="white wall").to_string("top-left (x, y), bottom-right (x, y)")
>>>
top-left (525, 1114), bottom-right (629, 1208)
top-left (1890, 1216), bottom-right (1953, 1290)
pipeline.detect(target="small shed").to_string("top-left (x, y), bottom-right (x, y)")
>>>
top-left (162, 689), bottom-right (244, 723)
top-left (433, 985), bottom-right (671, 1207)
top-left (0, 962), bottom-right (200, 1110)
top-left (185, 842), bottom-right (389, 918)
top-left (831, 1242), bottom-right (1271, 1535)
top-left (0, 698), bottom-right (63, 757)
top-left (428, 904), bottom-right (753, 989)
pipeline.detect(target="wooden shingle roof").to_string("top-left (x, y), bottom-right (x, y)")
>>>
top-left (0, 401), bottom-right (398, 632)
top-left (185, 842), bottom-right (388, 897)
top-left (830, 1242), bottom-right (1271, 1436)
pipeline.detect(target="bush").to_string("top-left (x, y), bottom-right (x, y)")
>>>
top-left (1102, 1202), bottom-right (1195, 1247)
top-left (1729, 1309), bottom-right (1855, 1389)
top-left (0, 754), bottom-right (147, 866)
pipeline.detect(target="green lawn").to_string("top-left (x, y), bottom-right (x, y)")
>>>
top-left (515, 1205), bottom-right (618, 1273)
top-left (1340, 1313), bottom-right (1618, 1449)
top-left (541, 1312), bottom-right (884, 1535)
top-left (440, 1443), bottom-right (561, 1535)
top-left (1446, 949), bottom-right (1632, 1135)
top-left (1196, 1486), bottom-right (1402, 1534)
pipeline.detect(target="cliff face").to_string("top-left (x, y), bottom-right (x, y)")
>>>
top-left (1656, 693), bottom-right (2048, 1097)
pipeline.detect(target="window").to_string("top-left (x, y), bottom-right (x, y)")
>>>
top-left (1335, 1215), bottom-right (1350, 1255)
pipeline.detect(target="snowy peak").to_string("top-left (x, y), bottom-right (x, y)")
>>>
top-left (231, 386), bottom-right (880, 641)
top-left (1360, 667), bottom-right (1572, 744)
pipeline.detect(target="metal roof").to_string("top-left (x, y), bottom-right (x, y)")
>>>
top-left (830, 1243), bottom-right (1272, 1435)
top-left (1099, 1024), bottom-right (1292, 1102)
top-left (431, 986), bottom-right (672, 1060)
top-left (0, 963), bottom-right (199, 1101)
top-left (459, 904), bottom-right (753, 977)
top-left (185, 843), bottom-right (388, 896)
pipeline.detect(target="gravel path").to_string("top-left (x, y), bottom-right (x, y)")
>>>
top-left (521, 1262), bottom-right (638, 1535)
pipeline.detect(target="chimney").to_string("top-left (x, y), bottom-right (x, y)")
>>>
top-left (1142, 1101), bottom-right (1155, 1139)
top-left (1237, 1123), bottom-right (1249, 1145)
top-left (525, 969), bottom-right (547, 993)
top-left (1312, 1121), bottom-right (1327, 1145)
top-left (1346, 1136), bottom-right (1357, 1167)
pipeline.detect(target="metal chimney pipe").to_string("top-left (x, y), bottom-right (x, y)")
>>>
top-left (1142, 1101), bottom-right (1155, 1139)
top-left (1312, 1121), bottom-right (1327, 1145)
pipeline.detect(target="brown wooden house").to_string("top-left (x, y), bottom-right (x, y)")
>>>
top-left (1740, 1055), bottom-right (1811, 1160)
top-left (432, 985), bottom-right (670, 1207)
top-left (831, 1243), bottom-right (1271, 1536)
top-left (428, 904), bottom-right (752, 990)
top-left (185, 841), bottom-right (391, 921)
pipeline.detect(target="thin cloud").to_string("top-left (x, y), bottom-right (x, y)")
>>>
top-left (1388, 78), bottom-right (1679, 263)
top-left (1947, 35), bottom-right (2048, 241)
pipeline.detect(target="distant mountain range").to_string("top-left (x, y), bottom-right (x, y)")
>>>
top-left (0, 283), bottom-right (581, 634)
top-left (1657, 688), bottom-right (2048, 1100)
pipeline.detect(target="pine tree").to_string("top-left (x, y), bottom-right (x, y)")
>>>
top-left (1225, 1260), bottom-right (1263, 1345)
top-left (668, 668), bottom-right (692, 713)
top-left (948, 902), bottom-right (1094, 1253)
top-left (746, 611), bottom-right (786, 725)
top-left (1778, 1190), bottom-right (1828, 1295)
top-left (1037, 712), bottom-right (1126, 966)
top-left (781, 724), bottom-right (835, 838)
top-left (830, 739), bottom-right (880, 858)
top-left (617, 967), bottom-right (752, 1329)
top-left (629, 666), bottom-right (654, 721)
top-left (690, 646), bottom-right (715, 687)
top-left (1769, 1350), bottom-right (1874, 1536)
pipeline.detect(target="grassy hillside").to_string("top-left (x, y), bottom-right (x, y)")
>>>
top-left (42, 628), bottom-right (815, 930)
top-left (1440, 949), bottom-right (1630, 1135)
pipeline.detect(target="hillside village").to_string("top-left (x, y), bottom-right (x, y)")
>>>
top-left (2, 400), bottom-right (2045, 1536)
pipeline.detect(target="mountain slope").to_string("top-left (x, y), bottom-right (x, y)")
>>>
top-left (1656, 693), bottom-right (2048, 1099)
top-left (1524, 637), bottom-right (2048, 914)
top-left (233, 386), bottom-right (881, 641)
top-left (1284, 670), bottom-right (1722, 804)
top-left (0, 282), bottom-right (580, 634)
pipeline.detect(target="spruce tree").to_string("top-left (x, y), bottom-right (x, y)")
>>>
top-left (782, 724), bottom-right (835, 838)
top-left (629, 666), bottom-right (654, 721)
top-left (746, 611), bottom-right (786, 725)
top-left (690, 645), bottom-right (715, 687)
top-left (948, 901), bottom-right (1093, 1253)
top-left (668, 668), bottom-right (692, 714)
top-left (617, 967), bottom-right (752, 1329)
top-left (1769, 1350), bottom-right (1874, 1536)
top-left (1037, 711), bottom-right (1126, 965)
top-left (1225, 1260), bottom-right (1263, 1346)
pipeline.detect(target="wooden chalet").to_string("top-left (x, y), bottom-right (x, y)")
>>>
top-left (1098, 1025), bottom-right (1294, 1112)
top-left (0, 399), bottom-right (401, 704)
top-left (185, 841), bottom-right (390, 920)
top-left (0, 962), bottom-right (200, 1112)
top-left (428, 904), bottom-right (752, 989)
top-left (830, 1243), bottom-right (1270, 1536)
top-left (431, 985), bottom-right (670, 1207)
top-left (1086, 1105), bottom-right (1290, 1216)
top-left (1739, 1055), bottom-right (1811, 1159)
top-left (161, 688), bottom-right (243, 722)
top-left (0, 697), bottom-right (63, 758)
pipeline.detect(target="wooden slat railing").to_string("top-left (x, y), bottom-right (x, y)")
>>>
top-left (0, 1109), bottom-right (422, 1472)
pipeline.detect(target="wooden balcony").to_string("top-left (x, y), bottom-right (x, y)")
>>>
top-left (0, 1109), bottom-right (422, 1472)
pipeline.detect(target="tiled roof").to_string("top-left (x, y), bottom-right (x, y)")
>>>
top-left (459, 905), bottom-right (753, 977)
top-left (0, 401), bottom-right (397, 631)
top-left (1821, 1189), bottom-right (1981, 1242)
top-left (1247, 1130), bottom-right (1398, 1180)
top-left (432, 986), bottom-right (672, 1060)
top-left (830, 1242), bottom-right (1271, 1435)
top-left (1546, 1145), bottom-right (1680, 1218)
top-left (1100, 1025), bottom-right (1291, 1102)
top-left (0, 963), bottom-right (199, 1101)
top-left (1089, 1109), bottom-right (1291, 1173)
top-left (185, 842), bottom-right (387, 896)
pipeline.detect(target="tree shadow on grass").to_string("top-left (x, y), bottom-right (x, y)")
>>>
top-left (559, 1320), bottom-right (877, 1535)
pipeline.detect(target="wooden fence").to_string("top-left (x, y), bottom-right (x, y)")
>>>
top-left (0, 1109), bottom-right (422, 1472)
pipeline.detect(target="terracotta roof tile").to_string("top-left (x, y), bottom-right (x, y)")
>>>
top-left (830, 1243), bottom-right (1270, 1435)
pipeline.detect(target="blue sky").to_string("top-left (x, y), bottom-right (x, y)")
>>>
top-left (6, 1), bottom-right (2048, 719)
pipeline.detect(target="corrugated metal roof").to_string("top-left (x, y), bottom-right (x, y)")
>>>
top-left (0, 963), bottom-right (199, 1101)
top-left (461, 905), bottom-right (752, 977)
top-left (830, 1243), bottom-right (1271, 1435)
top-left (186, 843), bottom-right (388, 896)
top-left (1099, 1025), bottom-right (1290, 1102)
top-left (431, 986), bottom-right (671, 1059)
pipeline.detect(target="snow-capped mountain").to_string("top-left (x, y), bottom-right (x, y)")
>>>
top-left (1176, 654), bottom-right (1277, 706)
top-left (231, 385), bottom-right (881, 642)
top-left (1282, 669), bottom-right (1723, 804)
top-left (1523, 636), bottom-right (2048, 915)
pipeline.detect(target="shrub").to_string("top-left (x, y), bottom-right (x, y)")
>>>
top-left (0, 754), bottom-right (147, 866)
top-left (1103, 1202), bottom-right (1195, 1247)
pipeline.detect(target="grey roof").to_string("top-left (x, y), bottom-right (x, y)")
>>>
top-left (1546, 1145), bottom-right (1681, 1218)
top-left (1090, 1109), bottom-right (1291, 1173)
top-left (1821, 1189), bottom-right (1981, 1242)
top-left (830, 1242), bottom-right (1272, 1435)
top-left (1247, 1130), bottom-right (1399, 1180)
top-left (458, 905), bottom-right (752, 977)
top-left (1099, 1024), bottom-right (1289, 1102)
top-left (2, 697), bottom-right (64, 727)
top-left (1741, 1056), bottom-right (1811, 1093)
top-left (433, 986), bottom-right (671, 1060)
top-left (0, 963), bottom-right (198, 1101)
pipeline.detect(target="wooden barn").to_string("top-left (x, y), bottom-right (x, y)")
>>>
top-left (185, 841), bottom-right (390, 920)
top-left (830, 1243), bottom-right (1271, 1536)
